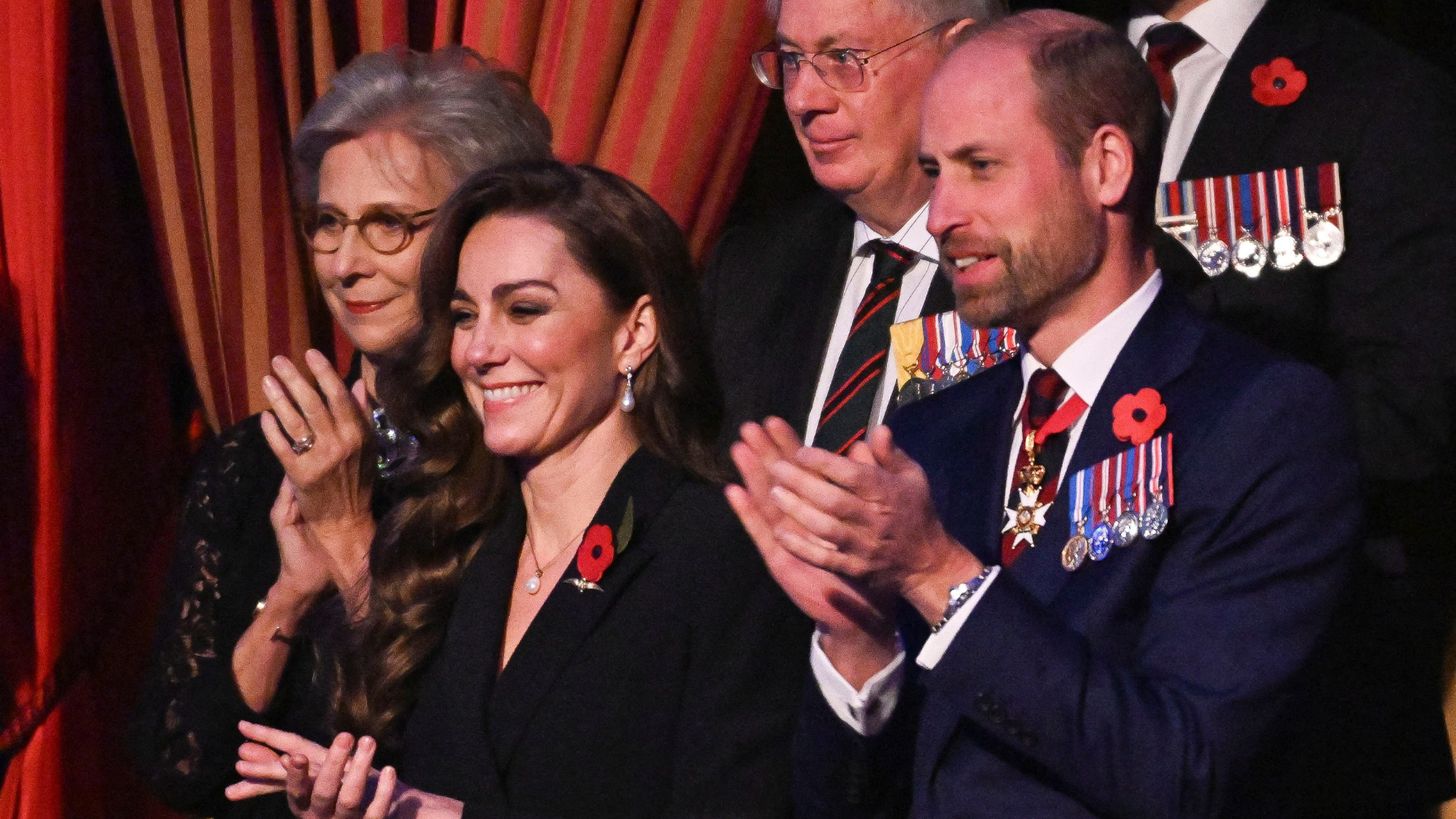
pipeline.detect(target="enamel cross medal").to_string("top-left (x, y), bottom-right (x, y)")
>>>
top-left (1004, 431), bottom-right (1051, 549)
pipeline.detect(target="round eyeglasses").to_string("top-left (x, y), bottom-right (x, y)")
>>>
top-left (750, 21), bottom-right (950, 92)
top-left (301, 206), bottom-right (438, 255)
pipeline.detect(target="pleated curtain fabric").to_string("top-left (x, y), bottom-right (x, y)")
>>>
top-left (1, 2), bottom-right (193, 814)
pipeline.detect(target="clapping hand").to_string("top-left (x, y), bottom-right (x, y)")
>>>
top-left (259, 349), bottom-right (377, 605)
top-left (227, 722), bottom-right (397, 818)
top-left (725, 418), bottom-right (896, 639)
top-left (758, 424), bottom-right (972, 607)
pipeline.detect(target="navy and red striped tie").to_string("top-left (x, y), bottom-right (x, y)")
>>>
top-left (816, 240), bottom-right (916, 455)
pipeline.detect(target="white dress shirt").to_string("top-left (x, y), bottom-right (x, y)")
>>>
top-left (802, 203), bottom-right (940, 447)
top-left (1128, 0), bottom-right (1268, 182)
top-left (812, 272), bottom-right (1165, 735)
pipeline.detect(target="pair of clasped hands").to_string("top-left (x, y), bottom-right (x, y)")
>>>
top-left (230, 720), bottom-right (465, 818)
top-left (725, 418), bottom-right (980, 687)
top-left (238, 351), bottom-right (451, 817)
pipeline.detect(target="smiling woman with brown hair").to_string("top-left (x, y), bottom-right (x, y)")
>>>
top-left (229, 162), bottom-right (808, 818)
top-left (129, 46), bottom-right (550, 818)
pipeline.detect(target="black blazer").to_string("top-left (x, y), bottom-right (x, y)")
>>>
top-left (1161, 0), bottom-right (1456, 474)
top-left (399, 450), bottom-right (810, 817)
top-left (1150, 1), bottom-right (1456, 808)
top-left (795, 287), bottom-right (1362, 817)
top-left (702, 189), bottom-right (955, 439)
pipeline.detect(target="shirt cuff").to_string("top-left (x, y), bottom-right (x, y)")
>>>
top-left (916, 566), bottom-right (1000, 670)
top-left (809, 627), bottom-right (906, 736)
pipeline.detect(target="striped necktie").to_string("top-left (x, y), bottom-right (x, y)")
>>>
top-left (816, 240), bottom-right (916, 455)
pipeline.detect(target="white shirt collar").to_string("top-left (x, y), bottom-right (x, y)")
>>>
top-left (1020, 271), bottom-right (1164, 407)
top-left (1128, 0), bottom-right (1266, 59)
top-left (852, 202), bottom-right (937, 263)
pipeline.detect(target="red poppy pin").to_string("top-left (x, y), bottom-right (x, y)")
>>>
top-left (565, 498), bottom-right (635, 592)
top-left (1112, 388), bottom-right (1167, 446)
top-left (1250, 57), bottom-right (1307, 107)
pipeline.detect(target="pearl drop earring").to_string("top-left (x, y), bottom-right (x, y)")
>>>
top-left (619, 365), bottom-right (636, 413)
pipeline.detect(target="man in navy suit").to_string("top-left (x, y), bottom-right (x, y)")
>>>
top-left (727, 10), bottom-right (1361, 816)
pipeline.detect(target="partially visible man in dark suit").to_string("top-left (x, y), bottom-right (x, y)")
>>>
top-left (727, 11), bottom-right (1362, 815)
top-left (1127, 1), bottom-right (1456, 811)
top-left (703, 0), bottom-right (1005, 454)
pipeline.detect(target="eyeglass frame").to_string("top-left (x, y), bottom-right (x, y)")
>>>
top-left (750, 20), bottom-right (953, 92)
top-left (299, 205), bottom-right (439, 255)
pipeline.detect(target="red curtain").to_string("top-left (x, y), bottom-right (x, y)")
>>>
top-left (0, 0), bottom-right (190, 815)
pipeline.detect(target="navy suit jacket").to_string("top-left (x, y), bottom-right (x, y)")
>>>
top-left (795, 287), bottom-right (1361, 817)
top-left (1152, 1), bottom-right (1456, 806)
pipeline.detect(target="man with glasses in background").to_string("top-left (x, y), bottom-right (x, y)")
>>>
top-left (703, 0), bottom-right (1006, 453)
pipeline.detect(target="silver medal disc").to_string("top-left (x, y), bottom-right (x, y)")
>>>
top-left (1303, 217), bottom-right (1345, 267)
top-left (1061, 534), bottom-right (1090, 572)
top-left (1196, 239), bottom-right (1231, 277)
top-left (1112, 511), bottom-right (1141, 547)
top-left (1141, 497), bottom-right (1170, 539)
top-left (1232, 234), bottom-right (1268, 278)
top-left (1271, 230), bottom-right (1302, 271)
top-left (1089, 523), bottom-right (1113, 561)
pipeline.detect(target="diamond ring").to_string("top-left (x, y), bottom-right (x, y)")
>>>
top-left (290, 433), bottom-right (316, 455)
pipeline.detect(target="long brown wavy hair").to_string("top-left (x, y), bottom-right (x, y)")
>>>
top-left (334, 161), bottom-right (726, 749)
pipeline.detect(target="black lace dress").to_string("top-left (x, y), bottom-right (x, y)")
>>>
top-left (128, 415), bottom-right (334, 817)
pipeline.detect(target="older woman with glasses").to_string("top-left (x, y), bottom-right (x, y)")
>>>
top-left (129, 46), bottom-right (551, 818)
top-left (226, 162), bottom-right (809, 818)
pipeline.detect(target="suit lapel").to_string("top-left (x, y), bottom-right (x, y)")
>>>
top-left (404, 496), bottom-right (522, 797)
top-left (783, 208), bottom-right (856, 432)
top-left (1179, 0), bottom-right (1320, 178)
top-left (1002, 288), bottom-right (1204, 605)
top-left (487, 450), bottom-right (684, 770)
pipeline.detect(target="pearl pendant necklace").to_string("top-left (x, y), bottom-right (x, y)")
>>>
top-left (522, 527), bottom-right (586, 595)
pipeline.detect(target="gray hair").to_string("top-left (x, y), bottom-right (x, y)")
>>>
top-left (292, 46), bottom-right (553, 206)
top-left (765, 0), bottom-right (1007, 26)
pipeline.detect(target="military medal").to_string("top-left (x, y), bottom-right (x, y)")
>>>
top-left (1004, 433), bottom-right (1051, 552)
top-left (1002, 390), bottom-right (1089, 556)
top-left (1061, 467), bottom-right (1092, 572)
top-left (1302, 163), bottom-right (1345, 267)
top-left (891, 315), bottom-right (1020, 408)
top-left (1089, 520), bottom-right (1114, 561)
top-left (1270, 168), bottom-right (1303, 270)
top-left (1106, 453), bottom-right (1138, 546)
top-left (1140, 435), bottom-right (1173, 539)
top-left (1086, 460), bottom-right (1114, 561)
top-left (1061, 532), bottom-right (1090, 572)
top-left (1156, 178), bottom-right (1201, 257)
top-left (1232, 172), bottom-right (1269, 278)
top-left (899, 372), bottom-right (935, 405)
top-left (1195, 176), bottom-right (1231, 276)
